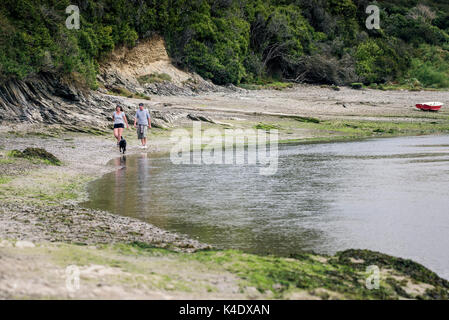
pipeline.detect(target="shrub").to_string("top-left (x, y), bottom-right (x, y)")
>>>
top-left (385, 14), bottom-right (449, 46)
top-left (351, 83), bottom-right (363, 89)
top-left (0, 0), bottom-right (448, 89)
top-left (355, 38), bottom-right (410, 84)
top-left (138, 73), bottom-right (172, 84)
top-left (295, 52), bottom-right (359, 85)
top-left (406, 45), bottom-right (449, 88)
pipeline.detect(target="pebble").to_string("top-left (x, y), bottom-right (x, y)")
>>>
top-left (245, 286), bottom-right (259, 299)
top-left (272, 283), bottom-right (283, 291)
top-left (0, 240), bottom-right (13, 248)
top-left (15, 241), bottom-right (36, 248)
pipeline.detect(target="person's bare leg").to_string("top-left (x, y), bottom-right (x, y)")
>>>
top-left (114, 128), bottom-right (119, 142)
top-left (118, 128), bottom-right (124, 141)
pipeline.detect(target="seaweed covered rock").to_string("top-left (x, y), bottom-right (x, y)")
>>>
top-left (335, 249), bottom-right (449, 299)
top-left (10, 148), bottom-right (61, 166)
top-left (350, 83), bottom-right (364, 90)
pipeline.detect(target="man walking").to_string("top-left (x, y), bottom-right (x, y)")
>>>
top-left (134, 103), bottom-right (151, 149)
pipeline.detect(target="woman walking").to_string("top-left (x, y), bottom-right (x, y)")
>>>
top-left (113, 105), bottom-right (129, 145)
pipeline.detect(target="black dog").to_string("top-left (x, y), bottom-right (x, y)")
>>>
top-left (119, 136), bottom-right (127, 154)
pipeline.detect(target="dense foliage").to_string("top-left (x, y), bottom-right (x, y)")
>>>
top-left (0, 0), bottom-right (448, 88)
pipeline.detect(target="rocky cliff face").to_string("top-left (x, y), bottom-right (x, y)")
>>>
top-left (97, 35), bottom-right (222, 96)
top-left (0, 73), bottom-right (186, 130)
top-left (0, 73), bottom-right (114, 127)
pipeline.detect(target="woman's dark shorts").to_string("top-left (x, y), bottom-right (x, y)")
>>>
top-left (114, 123), bottom-right (125, 129)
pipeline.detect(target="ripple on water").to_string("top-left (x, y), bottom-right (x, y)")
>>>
top-left (84, 135), bottom-right (449, 279)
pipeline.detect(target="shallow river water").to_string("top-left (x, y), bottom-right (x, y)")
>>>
top-left (84, 135), bottom-right (449, 279)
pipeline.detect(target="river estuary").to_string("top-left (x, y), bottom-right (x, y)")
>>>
top-left (84, 135), bottom-right (449, 279)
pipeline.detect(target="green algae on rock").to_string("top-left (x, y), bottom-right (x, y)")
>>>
top-left (9, 148), bottom-right (61, 166)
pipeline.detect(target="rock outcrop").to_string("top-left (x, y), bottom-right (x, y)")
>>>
top-left (97, 35), bottom-right (224, 96)
top-left (0, 73), bottom-right (187, 130)
top-left (0, 73), bottom-right (113, 127)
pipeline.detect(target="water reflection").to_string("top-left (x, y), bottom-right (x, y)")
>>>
top-left (84, 135), bottom-right (449, 279)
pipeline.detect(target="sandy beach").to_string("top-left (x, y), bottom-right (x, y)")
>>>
top-left (1, 85), bottom-right (449, 299)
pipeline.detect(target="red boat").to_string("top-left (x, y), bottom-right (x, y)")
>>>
top-left (416, 102), bottom-right (444, 111)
